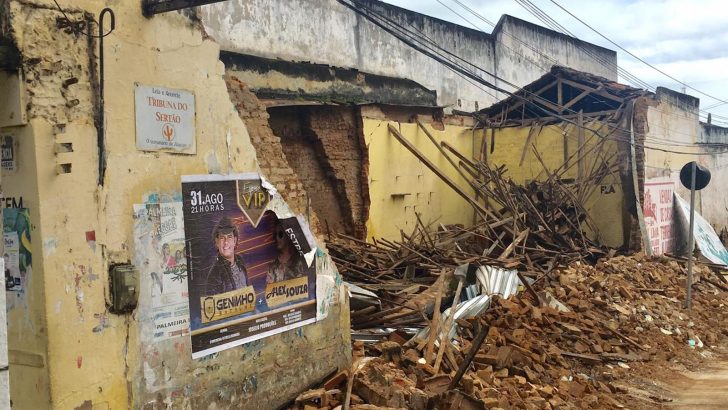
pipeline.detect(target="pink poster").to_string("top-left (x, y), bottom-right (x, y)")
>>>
top-left (643, 180), bottom-right (675, 255)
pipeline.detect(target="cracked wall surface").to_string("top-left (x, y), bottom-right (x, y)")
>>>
top-left (1, 1), bottom-right (349, 408)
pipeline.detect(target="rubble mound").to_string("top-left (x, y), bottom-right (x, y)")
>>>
top-left (293, 254), bottom-right (728, 409)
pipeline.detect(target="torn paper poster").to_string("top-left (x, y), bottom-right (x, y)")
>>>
top-left (133, 202), bottom-right (190, 342)
top-left (181, 174), bottom-right (317, 358)
top-left (3, 208), bottom-right (31, 292)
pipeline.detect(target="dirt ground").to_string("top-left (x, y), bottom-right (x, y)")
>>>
top-left (667, 361), bottom-right (728, 409)
top-left (617, 347), bottom-right (728, 409)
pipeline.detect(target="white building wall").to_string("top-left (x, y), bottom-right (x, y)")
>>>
top-left (199, 0), bottom-right (616, 111)
top-left (493, 16), bottom-right (617, 99)
top-left (698, 124), bottom-right (728, 233)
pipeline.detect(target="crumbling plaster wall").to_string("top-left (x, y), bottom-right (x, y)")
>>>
top-left (199, 0), bottom-right (616, 112)
top-left (2, 1), bottom-right (348, 409)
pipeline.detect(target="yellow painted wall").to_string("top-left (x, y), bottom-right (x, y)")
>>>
top-left (363, 120), bottom-right (479, 240)
top-left (364, 118), bottom-right (624, 247)
top-left (487, 123), bottom-right (625, 248)
top-left (1, 122), bottom-right (51, 407)
top-left (3, 1), bottom-right (349, 409)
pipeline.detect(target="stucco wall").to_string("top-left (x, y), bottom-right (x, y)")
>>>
top-left (199, 0), bottom-right (616, 112)
top-left (493, 16), bottom-right (617, 100)
top-left (362, 112), bottom-right (480, 239)
top-left (643, 88), bottom-right (702, 209)
top-left (486, 122), bottom-right (625, 248)
top-left (641, 89), bottom-right (728, 239)
top-left (698, 123), bottom-right (728, 233)
top-left (2, 1), bottom-right (349, 408)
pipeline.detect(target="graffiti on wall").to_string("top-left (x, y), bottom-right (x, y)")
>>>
top-left (643, 179), bottom-right (675, 255)
top-left (3, 208), bottom-right (30, 292)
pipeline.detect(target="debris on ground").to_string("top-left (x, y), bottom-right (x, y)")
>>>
top-left (291, 254), bottom-right (728, 409)
top-left (302, 146), bottom-right (728, 409)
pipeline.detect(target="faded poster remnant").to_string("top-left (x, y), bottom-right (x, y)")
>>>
top-left (182, 174), bottom-right (317, 358)
top-left (133, 202), bottom-right (190, 342)
top-left (643, 179), bottom-right (675, 255)
top-left (3, 208), bottom-right (30, 292)
top-left (675, 194), bottom-right (728, 266)
top-left (1, 135), bottom-right (15, 171)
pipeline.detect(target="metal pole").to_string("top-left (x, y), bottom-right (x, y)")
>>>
top-left (686, 161), bottom-right (697, 309)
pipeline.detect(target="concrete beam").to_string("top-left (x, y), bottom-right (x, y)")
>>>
top-left (142, 0), bottom-right (229, 17)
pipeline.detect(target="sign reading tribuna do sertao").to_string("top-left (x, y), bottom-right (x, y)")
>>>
top-left (134, 83), bottom-right (196, 154)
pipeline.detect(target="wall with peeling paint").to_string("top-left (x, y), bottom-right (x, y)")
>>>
top-left (1, 1), bottom-right (349, 408)
top-left (642, 88), bottom-right (706, 230)
top-left (199, 0), bottom-right (616, 112)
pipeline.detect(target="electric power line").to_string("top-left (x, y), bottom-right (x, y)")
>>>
top-left (548, 0), bottom-right (728, 112)
top-left (339, 0), bottom-right (728, 155)
top-left (442, 0), bottom-right (728, 136)
top-left (496, 0), bottom-right (728, 124)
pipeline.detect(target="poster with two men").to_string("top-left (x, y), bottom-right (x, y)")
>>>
top-left (181, 174), bottom-right (317, 358)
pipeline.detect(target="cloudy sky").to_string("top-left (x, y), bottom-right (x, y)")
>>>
top-left (383, 0), bottom-right (728, 124)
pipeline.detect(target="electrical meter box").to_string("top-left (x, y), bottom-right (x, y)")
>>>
top-left (110, 264), bottom-right (138, 313)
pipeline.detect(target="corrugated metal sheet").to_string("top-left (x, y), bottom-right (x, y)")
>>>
top-left (415, 265), bottom-right (520, 344)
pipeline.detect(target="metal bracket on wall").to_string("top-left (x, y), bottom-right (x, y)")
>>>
top-left (52, 1), bottom-right (115, 185)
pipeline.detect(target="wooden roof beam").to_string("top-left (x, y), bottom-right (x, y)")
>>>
top-left (497, 79), bottom-right (559, 121)
top-left (562, 84), bottom-right (605, 112)
top-left (559, 78), bottom-right (625, 105)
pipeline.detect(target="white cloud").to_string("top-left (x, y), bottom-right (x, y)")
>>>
top-left (382, 0), bottom-right (728, 119)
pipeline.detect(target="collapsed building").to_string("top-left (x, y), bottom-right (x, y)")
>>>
top-left (0, 0), bottom-right (726, 409)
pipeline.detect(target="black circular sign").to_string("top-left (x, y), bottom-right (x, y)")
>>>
top-left (679, 161), bottom-right (711, 190)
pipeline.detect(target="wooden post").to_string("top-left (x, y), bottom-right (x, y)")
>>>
top-left (425, 279), bottom-right (444, 364)
top-left (577, 110), bottom-right (584, 181)
top-left (434, 277), bottom-right (464, 373)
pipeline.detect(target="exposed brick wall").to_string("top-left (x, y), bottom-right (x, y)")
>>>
top-left (308, 107), bottom-right (369, 238)
top-left (623, 96), bottom-right (652, 251)
top-left (267, 106), bottom-right (369, 239)
top-left (268, 108), bottom-right (350, 235)
top-left (223, 75), bottom-right (321, 233)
